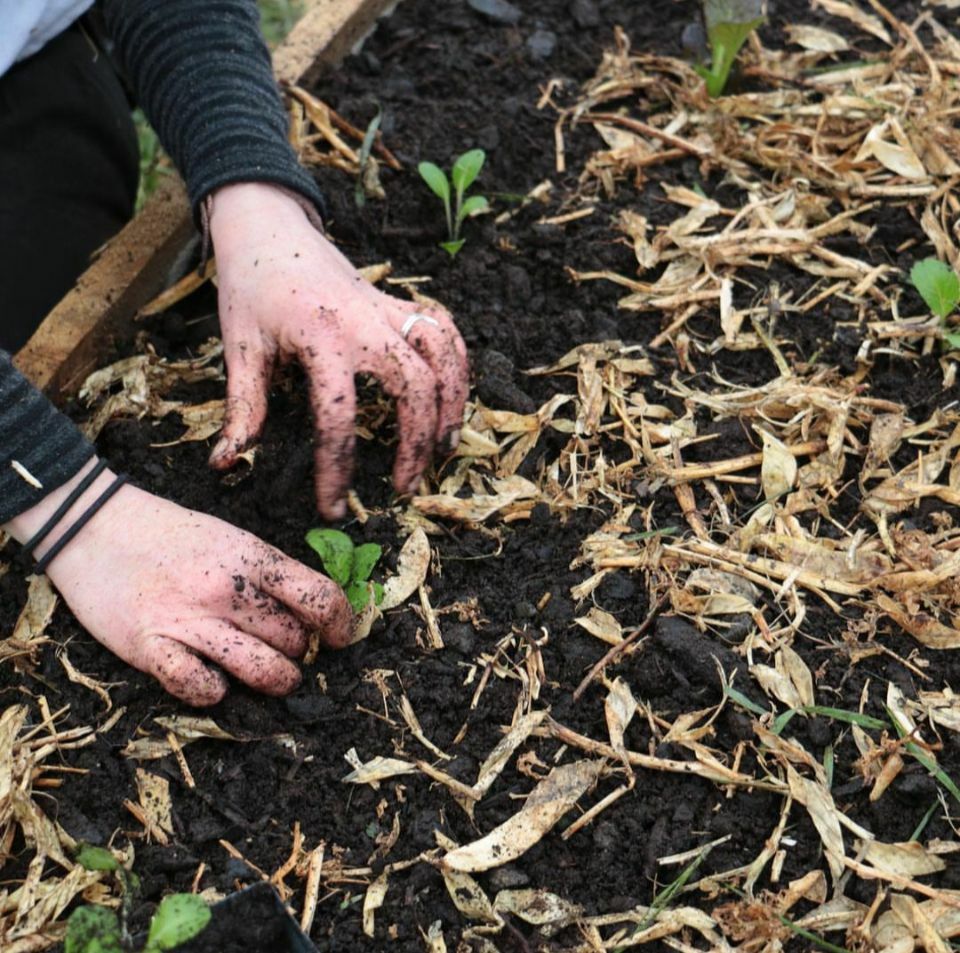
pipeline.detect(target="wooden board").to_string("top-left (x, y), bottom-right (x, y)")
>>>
top-left (14, 0), bottom-right (399, 399)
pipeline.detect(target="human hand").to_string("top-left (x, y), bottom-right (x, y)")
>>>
top-left (206, 182), bottom-right (470, 519)
top-left (5, 459), bottom-right (353, 706)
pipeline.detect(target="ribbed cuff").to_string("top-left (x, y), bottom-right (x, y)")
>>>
top-left (0, 350), bottom-right (95, 525)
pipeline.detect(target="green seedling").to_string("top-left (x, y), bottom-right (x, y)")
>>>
top-left (66, 845), bottom-right (211, 953)
top-left (417, 149), bottom-right (489, 256)
top-left (910, 257), bottom-right (960, 349)
top-left (306, 528), bottom-right (383, 613)
top-left (693, 0), bottom-right (765, 97)
top-left (355, 108), bottom-right (384, 209)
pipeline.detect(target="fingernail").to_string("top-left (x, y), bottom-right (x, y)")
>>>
top-left (328, 499), bottom-right (347, 520)
top-left (449, 429), bottom-right (460, 451)
top-left (210, 438), bottom-right (228, 462)
top-left (406, 476), bottom-right (422, 496)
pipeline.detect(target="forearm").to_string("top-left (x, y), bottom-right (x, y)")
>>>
top-left (101, 0), bottom-right (324, 218)
top-left (0, 351), bottom-right (94, 525)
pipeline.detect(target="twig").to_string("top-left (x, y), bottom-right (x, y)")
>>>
top-left (572, 589), bottom-right (670, 701)
top-left (582, 112), bottom-right (712, 158)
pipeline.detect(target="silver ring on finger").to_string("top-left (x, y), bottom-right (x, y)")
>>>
top-left (401, 312), bottom-right (439, 339)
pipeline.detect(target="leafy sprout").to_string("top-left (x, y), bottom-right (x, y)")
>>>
top-left (693, 0), bottom-right (765, 97)
top-left (66, 845), bottom-right (210, 953)
top-left (306, 528), bottom-right (383, 613)
top-left (417, 149), bottom-right (489, 256)
top-left (910, 257), bottom-right (960, 349)
top-left (355, 108), bottom-right (384, 208)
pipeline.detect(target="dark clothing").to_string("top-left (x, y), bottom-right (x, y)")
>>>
top-left (102, 0), bottom-right (323, 218)
top-left (0, 18), bottom-right (139, 354)
top-left (0, 351), bottom-right (96, 523)
top-left (0, 0), bottom-right (325, 524)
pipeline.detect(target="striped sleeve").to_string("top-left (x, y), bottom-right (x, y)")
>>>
top-left (0, 351), bottom-right (94, 524)
top-left (101, 0), bottom-right (324, 219)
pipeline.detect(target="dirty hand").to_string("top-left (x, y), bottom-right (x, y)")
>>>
top-left (206, 182), bottom-right (470, 519)
top-left (4, 459), bottom-right (353, 706)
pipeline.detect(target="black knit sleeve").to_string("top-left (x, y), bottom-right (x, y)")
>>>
top-left (0, 351), bottom-right (95, 524)
top-left (101, 0), bottom-right (324, 218)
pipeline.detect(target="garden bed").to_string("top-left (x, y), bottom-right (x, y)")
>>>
top-left (5, 0), bottom-right (960, 950)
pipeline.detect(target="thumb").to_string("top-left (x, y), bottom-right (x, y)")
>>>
top-left (209, 338), bottom-right (273, 469)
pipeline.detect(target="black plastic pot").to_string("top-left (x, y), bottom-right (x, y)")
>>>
top-left (145, 882), bottom-right (318, 953)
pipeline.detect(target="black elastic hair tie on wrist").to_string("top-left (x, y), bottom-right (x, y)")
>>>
top-left (23, 458), bottom-right (109, 558)
top-left (31, 472), bottom-right (128, 577)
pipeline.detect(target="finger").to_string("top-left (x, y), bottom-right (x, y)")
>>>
top-left (357, 335), bottom-right (438, 495)
top-left (209, 334), bottom-right (275, 469)
top-left (140, 634), bottom-right (229, 707)
top-left (227, 581), bottom-right (309, 658)
top-left (399, 308), bottom-right (469, 453)
top-left (298, 339), bottom-right (356, 520)
top-left (175, 620), bottom-right (302, 696)
top-left (252, 547), bottom-right (354, 649)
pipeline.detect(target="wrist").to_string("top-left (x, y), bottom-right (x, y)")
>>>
top-left (207, 182), bottom-right (319, 252)
top-left (4, 458), bottom-right (121, 565)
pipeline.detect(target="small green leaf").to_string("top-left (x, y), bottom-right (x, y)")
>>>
top-left (65, 906), bottom-right (123, 953)
top-left (459, 195), bottom-right (489, 220)
top-left (700, 0), bottom-right (764, 96)
top-left (417, 162), bottom-right (450, 203)
top-left (74, 845), bottom-right (119, 872)
top-left (704, 0), bottom-right (764, 30)
top-left (305, 529), bottom-right (354, 587)
top-left (351, 543), bottom-right (382, 583)
top-left (345, 580), bottom-right (372, 614)
top-left (911, 258), bottom-right (960, 320)
top-left (451, 149), bottom-right (486, 193)
top-left (145, 894), bottom-right (211, 952)
top-left (944, 330), bottom-right (960, 351)
top-left (440, 239), bottom-right (466, 257)
top-left (372, 581), bottom-right (384, 606)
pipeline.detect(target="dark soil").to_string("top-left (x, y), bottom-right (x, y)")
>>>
top-left (3, 1), bottom-right (959, 951)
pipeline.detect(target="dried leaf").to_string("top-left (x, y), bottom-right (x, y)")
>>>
top-left (605, 678), bottom-right (637, 765)
top-left (574, 608), bottom-right (623, 645)
top-left (878, 594), bottom-right (960, 650)
top-left (342, 756), bottom-right (417, 785)
top-left (759, 429), bottom-right (797, 502)
top-left (812, 0), bottom-right (891, 43)
top-left (134, 769), bottom-right (173, 845)
top-left (785, 24), bottom-right (850, 51)
top-left (413, 476), bottom-right (540, 523)
top-left (441, 868), bottom-right (501, 925)
top-left (443, 761), bottom-right (603, 872)
top-left (493, 889), bottom-right (583, 935)
top-left (786, 765), bottom-right (845, 882)
top-left (860, 840), bottom-right (947, 878)
top-left (380, 528), bottom-right (430, 610)
top-left (153, 716), bottom-right (238, 741)
top-left (362, 872), bottom-right (389, 938)
top-left (473, 711), bottom-right (550, 799)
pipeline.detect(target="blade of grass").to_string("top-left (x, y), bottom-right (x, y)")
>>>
top-left (625, 526), bottom-right (681, 542)
top-left (886, 707), bottom-right (960, 808)
top-left (613, 848), bottom-right (712, 950)
top-left (723, 684), bottom-right (769, 718)
top-left (772, 706), bottom-right (886, 736)
top-left (910, 800), bottom-right (939, 842)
